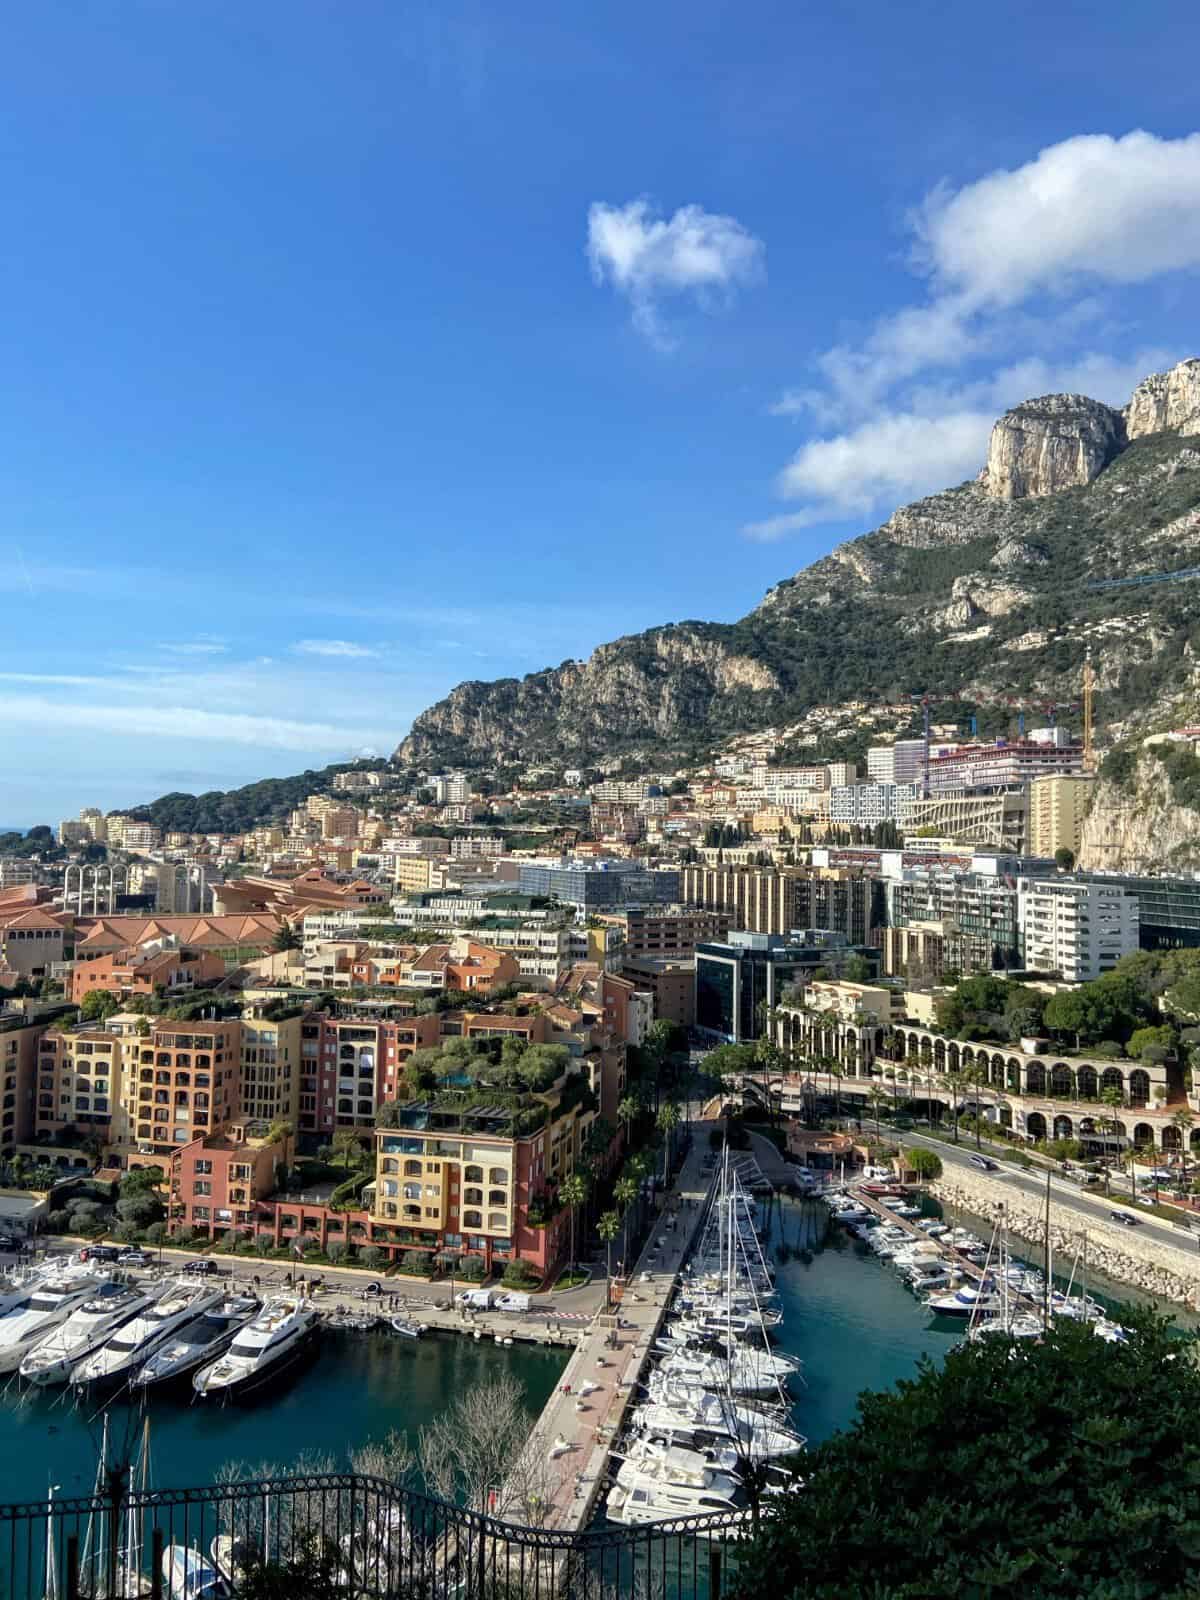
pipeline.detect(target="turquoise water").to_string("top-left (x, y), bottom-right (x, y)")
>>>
top-left (0, 1196), bottom-right (1182, 1507)
top-left (0, 1329), bottom-right (567, 1506)
top-left (761, 1199), bottom-right (960, 1445)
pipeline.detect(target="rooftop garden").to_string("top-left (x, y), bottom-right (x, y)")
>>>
top-left (375, 1035), bottom-right (597, 1136)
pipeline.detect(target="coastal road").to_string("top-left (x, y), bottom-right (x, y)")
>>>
top-left (900, 1130), bottom-right (1200, 1267)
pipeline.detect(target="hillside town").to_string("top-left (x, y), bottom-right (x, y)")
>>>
top-left (6, 701), bottom-right (1200, 1291)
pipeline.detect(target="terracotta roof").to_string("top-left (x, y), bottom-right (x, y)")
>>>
top-left (74, 914), bottom-right (279, 952)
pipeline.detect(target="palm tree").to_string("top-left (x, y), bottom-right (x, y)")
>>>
top-left (617, 1096), bottom-right (639, 1149)
top-left (614, 1174), bottom-right (638, 1271)
top-left (963, 1063), bottom-right (989, 1151)
top-left (866, 1086), bottom-right (886, 1146)
top-left (1172, 1108), bottom-right (1195, 1195)
top-left (272, 921), bottom-right (302, 954)
top-left (657, 1101), bottom-right (681, 1184)
top-left (597, 1211), bottom-right (621, 1310)
top-left (559, 1171), bottom-right (588, 1276)
top-left (1097, 1085), bottom-right (1125, 1192)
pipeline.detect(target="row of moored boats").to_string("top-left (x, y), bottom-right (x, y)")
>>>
top-left (0, 1257), bottom-right (320, 1399)
top-left (823, 1188), bottom-right (1129, 1344)
top-left (605, 1157), bottom-right (803, 1531)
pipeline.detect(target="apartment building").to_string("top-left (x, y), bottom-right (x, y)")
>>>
top-left (300, 1011), bottom-right (442, 1137)
top-left (122, 1019), bottom-right (242, 1158)
top-left (792, 870), bottom-right (883, 947)
top-left (69, 945), bottom-right (226, 1006)
top-left (172, 1123), bottom-right (291, 1237)
top-left (619, 907), bottom-right (732, 957)
top-left (1018, 879), bottom-right (1140, 981)
top-left (829, 782), bottom-right (920, 826)
top-left (1, 1011), bottom-right (46, 1155)
top-left (680, 864), bottom-right (799, 936)
top-left (517, 860), bottom-right (681, 909)
top-left (695, 931), bottom-right (878, 1043)
top-left (884, 864), bottom-right (1027, 975)
top-left (238, 1010), bottom-right (305, 1129)
top-left (866, 740), bottom-right (926, 784)
top-left (34, 1025), bottom-right (126, 1146)
top-left (619, 956), bottom-right (695, 1027)
top-left (1029, 775), bottom-right (1095, 859)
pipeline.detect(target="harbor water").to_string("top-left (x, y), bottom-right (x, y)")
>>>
top-left (1, 1193), bottom-right (1186, 1509)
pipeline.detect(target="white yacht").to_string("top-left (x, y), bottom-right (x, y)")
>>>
top-left (618, 1435), bottom-right (741, 1482)
top-left (20, 1282), bottom-right (155, 1384)
top-left (74, 1281), bottom-right (224, 1389)
top-left (193, 1296), bottom-right (319, 1400)
top-left (925, 1283), bottom-right (1003, 1321)
top-left (607, 1470), bottom-right (749, 1528)
top-left (632, 1392), bottom-right (804, 1460)
top-left (654, 1346), bottom-right (798, 1396)
top-left (130, 1295), bottom-right (259, 1392)
top-left (0, 1265), bottom-right (102, 1374)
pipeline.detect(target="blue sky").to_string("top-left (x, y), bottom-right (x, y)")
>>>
top-left (2, 0), bottom-right (1199, 825)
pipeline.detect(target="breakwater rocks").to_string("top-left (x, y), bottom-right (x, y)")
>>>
top-left (932, 1172), bottom-right (1200, 1309)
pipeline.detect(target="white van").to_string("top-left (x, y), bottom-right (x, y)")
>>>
top-left (457, 1288), bottom-right (498, 1310)
top-left (495, 1291), bottom-right (531, 1314)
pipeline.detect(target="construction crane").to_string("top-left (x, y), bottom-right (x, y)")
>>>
top-left (1083, 650), bottom-right (1096, 771)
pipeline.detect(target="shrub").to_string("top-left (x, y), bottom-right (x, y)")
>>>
top-left (46, 1208), bottom-right (71, 1232)
top-left (457, 1256), bottom-right (487, 1282)
top-left (398, 1250), bottom-right (433, 1275)
top-left (359, 1246), bottom-right (385, 1270)
top-left (326, 1242), bottom-right (346, 1264)
top-left (112, 1221), bottom-right (142, 1244)
top-left (501, 1260), bottom-right (540, 1290)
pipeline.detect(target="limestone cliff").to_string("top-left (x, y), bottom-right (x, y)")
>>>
top-left (1125, 358), bottom-right (1200, 439)
top-left (982, 394), bottom-right (1125, 500)
top-left (1080, 753), bottom-right (1200, 874)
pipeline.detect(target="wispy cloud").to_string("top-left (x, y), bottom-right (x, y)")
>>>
top-left (292, 639), bottom-right (379, 659)
top-left (587, 198), bottom-right (765, 350)
top-left (161, 637), bottom-right (229, 657)
top-left (0, 693), bottom-right (392, 753)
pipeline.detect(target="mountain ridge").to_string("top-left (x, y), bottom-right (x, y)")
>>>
top-left (396, 358), bottom-right (1200, 772)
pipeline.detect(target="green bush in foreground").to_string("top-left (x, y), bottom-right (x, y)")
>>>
top-left (731, 1312), bottom-right (1200, 1599)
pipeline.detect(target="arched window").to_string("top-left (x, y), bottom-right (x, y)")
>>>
top-left (488, 1168), bottom-right (507, 1185)
top-left (488, 1190), bottom-right (507, 1208)
top-left (463, 1210), bottom-right (482, 1229)
top-left (1128, 1069), bottom-right (1150, 1106)
top-left (404, 1160), bottom-right (421, 1176)
top-left (465, 1165), bottom-right (484, 1183)
top-left (464, 1187), bottom-right (483, 1206)
top-left (488, 1214), bottom-right (506, 1232)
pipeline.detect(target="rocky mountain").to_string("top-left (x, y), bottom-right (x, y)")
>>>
top-left (398, 358), bottom-right (1200, 774)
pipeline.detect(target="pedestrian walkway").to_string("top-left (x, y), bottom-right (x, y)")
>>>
top-left (501, 1125), bottom-right (719, 1531)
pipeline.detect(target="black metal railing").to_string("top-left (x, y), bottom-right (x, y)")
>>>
top-left (2, 1471), bottom-right (748, 1600)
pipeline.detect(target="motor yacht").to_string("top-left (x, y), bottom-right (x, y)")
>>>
top-left (74, 1281), bottom-right (225, 1389)
top-left (130, 1294), bottom-right (259, 1392)
top-left (618, 1435), bottom-right (741, 1482)
top-left (607, 1469), bottom-right (747, 1527)
top-left (904, 1262), bottom-right (955, 1293)
top-left (925, 1283), bottom-right (1003, 1321)
top-left (0, 1265), bottom-right (103, 1374)
top-left (19, 1281), bottom-right (155, 1385)
top-left (632, 1392), bottom-right (804, 1460)
top-left (656, 1346), bottom-right (798, 1394)
top-left (193, 1295), bottom-right (319, 1400)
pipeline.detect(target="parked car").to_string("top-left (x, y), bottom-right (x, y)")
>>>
top-left (1109, 1211), bottom-right (1141, 1228)
top-left (79, 1245), bottom-right (121, 1263)
top-left (181, 1258), bottom-right (219, 1275)
top-left (118, 1248), bottom-right (151, 1266)
top-left (967, 1155), bottom-right (997, 1172)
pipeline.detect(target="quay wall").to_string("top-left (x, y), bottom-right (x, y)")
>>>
top-left (931, 1170), bottom-right (1200, 1309)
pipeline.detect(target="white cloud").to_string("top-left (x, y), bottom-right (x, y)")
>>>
top-left (0, 694), bottom-right (389, 753)
top-left (292, 638), bottom-right (379, 659)
top-left (587, 198), bottom-right (764, 348)
top-left (773, 409), bottom-right (993, 525)
top-left (740, 509), bottom-right (827, 543)
top-left (915, 130), bottom-right (1200, 308)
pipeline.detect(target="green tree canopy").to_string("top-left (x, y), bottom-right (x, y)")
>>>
top-left (732, 1314), bottom-right (1200, 1600)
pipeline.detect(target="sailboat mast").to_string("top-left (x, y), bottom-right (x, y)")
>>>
top-left (1042, 1168), bottom-right (1052, 1336)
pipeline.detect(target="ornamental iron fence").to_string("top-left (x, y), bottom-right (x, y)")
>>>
top-left (1, 1470), bottom-right (748, 1600)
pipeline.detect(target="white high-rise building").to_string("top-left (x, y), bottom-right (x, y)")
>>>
top-left (867, 739), bottom-right (925, 785)
top-left (1018, 879), bottom-right (1139, 982)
